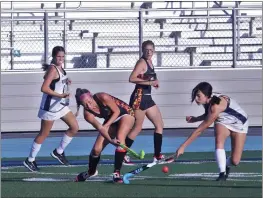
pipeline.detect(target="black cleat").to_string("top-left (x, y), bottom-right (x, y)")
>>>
top-left (23, 158), bottom-right (40, 172)
top-left (51, 149), bottom-right (69, 166)
top-left (216, 172), bottom-right (226, 181)
top-left (225, 166), bottom-right (231, 179)
top-left (112, 171), bottom-right (123, 183)
top-left (75, 170), bottom-right (98, 182)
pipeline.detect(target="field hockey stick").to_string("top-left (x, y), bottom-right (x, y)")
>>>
top-left (123, 153), bottom-right (176, 184)
top-left (119, 143), bottom-right (145, 160)
top-left (60, 79), bottom-right (71, 106)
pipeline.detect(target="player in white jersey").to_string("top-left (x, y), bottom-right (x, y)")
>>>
top-left (175, 82), bottom-right (249, 181)
top-left (23, 46), bottom-right (79, 172)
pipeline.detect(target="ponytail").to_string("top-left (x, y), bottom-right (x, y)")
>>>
top-left (42, 63), bottom-right (50, 71)
top-left (210, 95), bottom-right (221, 105)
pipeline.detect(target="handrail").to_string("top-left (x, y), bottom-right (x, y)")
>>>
top-left (1, 15), bottom-right (261, 22)
top-left (1, 6), bottom-right (262, 13)
top-left (1, 47), bottom-right (14, 50)
top-left (0, 17), bottom-right (138, 21)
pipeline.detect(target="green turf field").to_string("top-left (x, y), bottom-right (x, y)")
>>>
top-left (2, 151), bottom-right (262, 198)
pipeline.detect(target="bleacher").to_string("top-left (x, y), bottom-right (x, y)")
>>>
top-left (1, 1), bottom-right (262, 70)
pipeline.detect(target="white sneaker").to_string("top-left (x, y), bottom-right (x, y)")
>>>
top-left (123, 155), bottom-right (135, 166)
top-left (153, 154), bottom-right (174, 164)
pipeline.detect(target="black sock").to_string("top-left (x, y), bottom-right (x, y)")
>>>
top-left (154, 133), bottom-right (162, 157)
top-left (88, 155), bottom-right (100, 175)
top-left (114, 148), bottom-right (126, 173)
top-left (125, 137), bottom-right (134, 148)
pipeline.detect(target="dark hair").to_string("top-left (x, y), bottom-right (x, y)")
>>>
top-left (42, 46), bottom-right (65, 71)
top-left (75, 88), bottom-right (91, 116)
top-left (191, 82), bottom-right (220, 105)
top-left (142, 40), bottom-right (155, 51)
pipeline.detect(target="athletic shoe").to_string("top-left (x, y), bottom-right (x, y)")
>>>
top-left (112, 171), bottom-right (123, 183)
top-left (216, 172), bottom-right (226, 181)
top-left (23, 158), bottom-right (40, 172)
top-left (225, 166), bottom-right (231, 179)
top-left (153, 154), bottom-right (174, 164)
top-left (123, 155), bottom-right (135, 166)
top-left (75, 170), bottom-right (98, 182)
top-left (50, 149), bottom-right (69, 166)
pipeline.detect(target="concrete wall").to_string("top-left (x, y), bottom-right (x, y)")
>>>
top-left (1, 68), bottom-right (262, 132)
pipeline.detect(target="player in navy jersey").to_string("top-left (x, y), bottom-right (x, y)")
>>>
top-left (175, 82), bottom-right (249, 181)
top-left (23, 46), bottom-right (79, 172)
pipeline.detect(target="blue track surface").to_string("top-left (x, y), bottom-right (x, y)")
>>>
top-left (2, 157), bottom-right (262, 167)
top-left (2, 128), bottom-right (261, 167)
top-left (2, 135), bottom-right (262, 158)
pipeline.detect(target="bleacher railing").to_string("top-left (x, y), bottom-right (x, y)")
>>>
top-left (1, 5), bottom-right (262, 70)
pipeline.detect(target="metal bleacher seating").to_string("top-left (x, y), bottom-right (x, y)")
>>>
top-left (1, 1), bottom-right (262, 70)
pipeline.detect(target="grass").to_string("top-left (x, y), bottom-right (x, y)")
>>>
top-left (1, 151), bottom-right (262, 198)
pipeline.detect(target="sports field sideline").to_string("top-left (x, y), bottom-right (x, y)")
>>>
top-left (1, 128), bottom-right (262, 198)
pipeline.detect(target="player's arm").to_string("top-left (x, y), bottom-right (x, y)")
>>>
top-left (181, 105), bottom-right (221, 148)
top-left (195, 114), bottom-right (207, 121)
top-left (83, 110), bottom-right (113, 143)
top-left (129, 59), bottom-right (155, 86)
top-left (187, 104), bottom-right (210, 123)
top-left (97, 93), bottom-right (120, 127)
top-left (41, 66), bottom-right (68, 98)
top-left (186, 113), bottom-right (207, 123)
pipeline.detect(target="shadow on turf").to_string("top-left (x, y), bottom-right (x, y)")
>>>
top-left (125, 183), bottom-right (261, 189)
top-left (1, 178), bottom-right (73, 182)
top-left (2, 177), bottom-right (261, 189)
top-left (103, 178), bottom-right (261, 189)
top-left (2, 178), bottom-right (26, 182)
top-left (122, 178), bottom-right (262, 188)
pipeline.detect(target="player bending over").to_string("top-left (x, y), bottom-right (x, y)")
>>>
top-left (74, 88), bottom-right (135, 183)
top-left (176, 82), bottom-right (249, 181)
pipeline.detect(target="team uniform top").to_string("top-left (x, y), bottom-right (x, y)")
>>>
top-left (129, 57), bottom-right (157, 110)
top-left (134, 57), bottom-right (156, 95)
top-left (205, 93), bottom-right (248, 133)
top-left (39, 65), bottom-right (69, 113)
top-left (85, 93), bottom-right (135, 122)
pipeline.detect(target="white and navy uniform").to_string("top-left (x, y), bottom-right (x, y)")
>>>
top-left (38, 65), bottom-right (71, 120)
top-left (212, 93), bottom-right (249, 133)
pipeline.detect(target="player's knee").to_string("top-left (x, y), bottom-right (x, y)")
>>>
top-left (231, 157), bottom-right (240, 166)
top-left (91, 148), bottom-right (101, 156)
top-left (155, 124), bottom-right (163, 133)
top-left (116, 132), bottom-right (126, 143)
top-left (39, 130), bottom-right (50, 138)
top-left (133, 124), bottom-right (143, 134)
top-left (69, 122), bottom-right (79, 134)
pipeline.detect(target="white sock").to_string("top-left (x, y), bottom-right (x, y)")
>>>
top-left (215, 149), bottom-right (226, 173)
top-left (226, 156), bottom-right (233, 167)
top-left (56, 134), bottom-right (73, 154)
top-left (28, 142), bottom-right (42, 162)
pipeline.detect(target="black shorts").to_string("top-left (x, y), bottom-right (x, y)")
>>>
top-left (129, 88), bottom-right (156, 111)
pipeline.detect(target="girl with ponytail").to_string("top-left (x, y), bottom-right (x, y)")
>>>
top-left (74, 88), bottom-right (135, 184)
top-left (176, 82), bottom-right (249, 182)
top-left (23, 46), bottom-right (79, 173)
